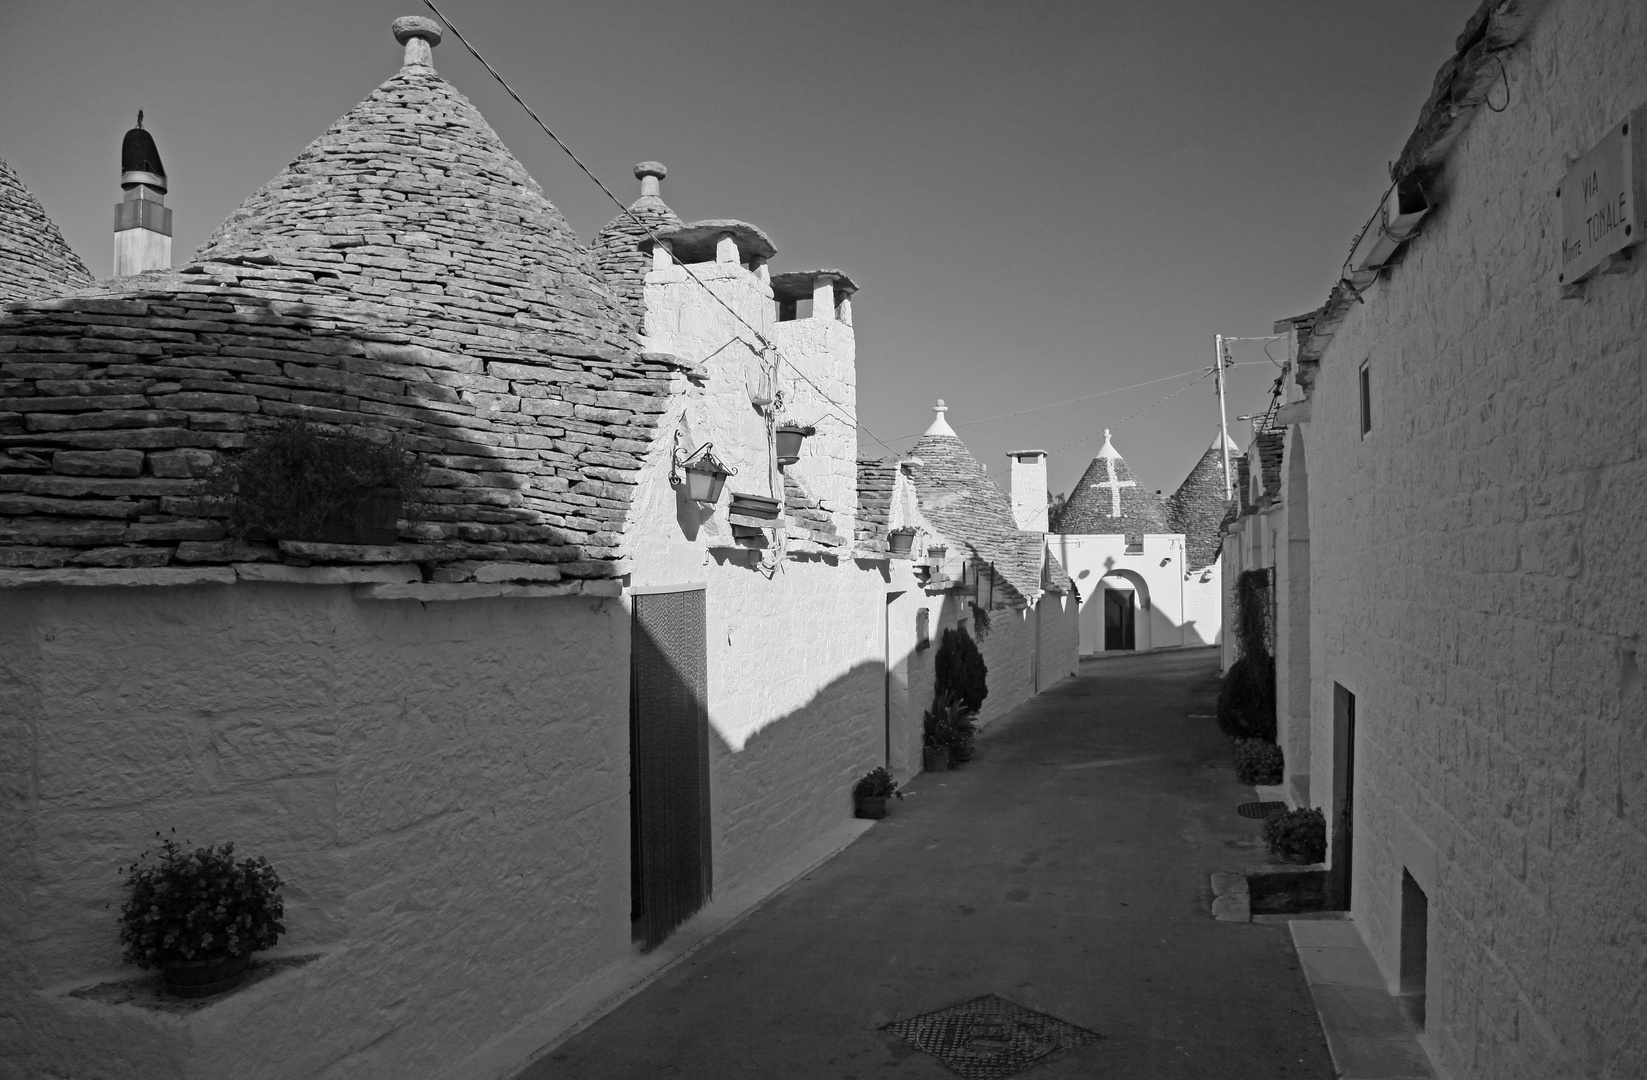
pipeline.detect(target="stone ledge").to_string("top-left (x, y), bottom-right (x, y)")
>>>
top-left (235, 563), bottom-right (421, 585)
top-left (356, 579), bottom-right (621, 602)
top-left (0, 566), bottom-right (236, 588)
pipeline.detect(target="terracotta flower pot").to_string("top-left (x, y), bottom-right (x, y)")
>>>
top-left (923, 745), bottom-right (951, 772)
top-left (163, 952), bottom-right (252, 999)
top-left (854, 795), bottom-right (888, 820)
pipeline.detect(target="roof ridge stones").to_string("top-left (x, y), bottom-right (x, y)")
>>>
top-left (0, 156), bottom-right (93, 304)
top-left (196, 64), bottom-right (637, 356)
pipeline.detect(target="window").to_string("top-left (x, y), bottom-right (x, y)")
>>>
top-left (1358, 360), bottom-right (1372, 437)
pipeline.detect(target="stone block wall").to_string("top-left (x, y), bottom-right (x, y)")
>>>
top-left (0, 582), bottom-right (631, 1080)
top-left (1300, 2), bottom-right (1647, 1076)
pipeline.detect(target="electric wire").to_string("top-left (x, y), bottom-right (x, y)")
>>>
top-left (420, 0), bottom-right (902, 457)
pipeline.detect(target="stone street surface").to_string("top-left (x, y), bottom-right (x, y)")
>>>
top-left (520, 649), bottom-right (1334, 1079)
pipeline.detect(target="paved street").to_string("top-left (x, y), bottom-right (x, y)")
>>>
top-left (522, 648), bottom-right (1334, 1079)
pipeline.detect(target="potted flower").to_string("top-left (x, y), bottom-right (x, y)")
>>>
top-left (852, 767), bottom-right (902, 819)
top-left (1263, 807), bottom-right (1327, 865)
top-left (887, 528), bottom-right (917, 556)
top-left (118, 832), bottom-right (286, 999)
top-left (922, 690), bottom-right (978, 770)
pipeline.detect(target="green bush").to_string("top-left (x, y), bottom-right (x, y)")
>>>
top-left (934, 625), bottom-right (988, 714)
top-left (206, 419), bottom-right (424, 542)
top-left (853, 767), bottom-right (902, 800)
top-left (1217, 656), bottom-right (1277, 740)
top-left (923, 689), bottom-right (978, 758)
top-left (1233, 738), bottom-right (1284, 785)
top-left (1263, 807), bottom-right (1326, 864)
top-left (118, 833), bottom-right (285, 968)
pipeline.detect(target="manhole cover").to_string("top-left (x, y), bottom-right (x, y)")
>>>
top-left (1237, 801), bottom-right (1288, 819)
top-left (883, 994), bottom-right (1101, 1078)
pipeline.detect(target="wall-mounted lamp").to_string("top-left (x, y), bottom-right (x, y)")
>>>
top-left (774, 422), bottom-right (816, 467)
top-left (671, 431), bottom-right (735, 506)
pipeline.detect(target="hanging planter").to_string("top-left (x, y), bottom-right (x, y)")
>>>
top-left (728, 492), bottom-right (780, 521)
top-left (888, 528), bottom-right (916, 556)
top-left (774, 423), bottom-right (815, 467)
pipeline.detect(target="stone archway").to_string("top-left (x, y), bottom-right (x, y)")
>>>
top-left (1097, 568), bottom-right (1152, 652)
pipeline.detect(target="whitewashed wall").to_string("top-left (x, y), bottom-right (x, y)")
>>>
top-left (1299, 2), bottom-right (1647, 1076)
top-left (0, 582), bottom-right (631, 1080)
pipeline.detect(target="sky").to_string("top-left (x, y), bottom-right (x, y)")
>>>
top-left (0, 0), bottom-right (1480, 499)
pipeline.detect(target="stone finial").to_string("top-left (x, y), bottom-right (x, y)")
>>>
top-left (924, 399), bottom-right (957, 437)
top-left (635, 161), bottom-right (667, 199)
top-left (393, 16), bottom-right (444, 68)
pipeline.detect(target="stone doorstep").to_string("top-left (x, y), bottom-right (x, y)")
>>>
top-left (1288, 919), bottom-right (1436, 1080)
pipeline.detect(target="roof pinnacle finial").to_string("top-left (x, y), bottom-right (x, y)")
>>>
top-left (635, 161), bottom-right (667, 199)
top-left (393, 15), bottom-right (443, 70)
top-left (136, 109), bottom-right (144, 129)
top-left (923, 399), bottom-right (957, 437)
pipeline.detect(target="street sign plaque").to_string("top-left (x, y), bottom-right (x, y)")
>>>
top-left (1559, 108), bottom-right (1645, 287)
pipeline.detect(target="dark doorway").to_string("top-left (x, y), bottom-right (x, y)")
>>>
top-left (1103, 588), bottom-right (1135, 651)
top-left (1400, 869), bottom-right (1429, 1030)
top-left (630, 588), bottom-right (712, 951)
top-left (1331, 683), bottom-right (1356, 909)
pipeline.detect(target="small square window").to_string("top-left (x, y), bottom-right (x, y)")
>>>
top-left (1358, 361), bottom-right (1372, 437)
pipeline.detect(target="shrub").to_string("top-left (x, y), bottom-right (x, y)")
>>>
top-left (853, 767), bottom-right (902, 800)
top-left (1234, 738), bottom-right (1284, 785)
top-left (118, 832), bottom-right (285, 968)
top-left (923, 689), bottom-right (978, 756)
top-left (934, 625), bottom-right (988, 714)
top-left (1263, 808), bottom-right (1326, 864)
top-left (1233, 568), bottom-right (1272, 659)
top-left (1217, 655), bottom-right (1277, 740)
top-left (206, 419), bottom-right (424, 542)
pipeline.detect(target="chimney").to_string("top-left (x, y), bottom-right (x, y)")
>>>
top-left (113, 111), bottom-right (171, 276)
top-left (1008, 449), bottom-right (1049, 532)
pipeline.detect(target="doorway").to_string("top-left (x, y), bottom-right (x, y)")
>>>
top-left (630, 587), bottom-right (712, 950)
top-left (1331, 683), bottom-right (1356, 910)
top-left (1103, 588), bottom-right (1135, 651)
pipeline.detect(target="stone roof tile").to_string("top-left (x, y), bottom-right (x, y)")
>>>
top-left (0, 156), bottom-right (93, 304)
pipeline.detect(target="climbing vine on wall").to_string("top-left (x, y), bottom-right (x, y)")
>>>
top-left (1218, 569), bottom-right (1277, 741)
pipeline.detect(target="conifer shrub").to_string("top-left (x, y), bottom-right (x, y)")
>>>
top-left (1217, 569), bottom-right (1277, 740)
top-left (1263, 807), bottom-right (1327, 864)
top-left (1233, 738), bottom-right (1284, 785)
top-left (934, 625), bottom-right (988, 714)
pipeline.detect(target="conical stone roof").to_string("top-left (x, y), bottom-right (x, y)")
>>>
top-left (1052, 431), bottom-right (1169, 543)
top-left (593, 162), bottom-right (682, 333)
top-left (905, 407), bottom-right (1071, 604)
top-left (1166, 432), bottom-right (1233, 570)
top-left (0, 156), bottom-right (92, 303)
top-left (196, 61), bottom-right (635, 353)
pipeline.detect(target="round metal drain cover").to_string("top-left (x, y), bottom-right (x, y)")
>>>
top-left (1237, 801), bottom-right (1287, 819)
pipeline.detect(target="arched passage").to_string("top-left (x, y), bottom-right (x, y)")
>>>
top-left (1097, 568), bottom-right (1152, 652)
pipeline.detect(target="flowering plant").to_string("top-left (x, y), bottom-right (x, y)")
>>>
top-left (853, 767), bottom-right (903, 800)
top-left (118, 832), bottom-right (285, 968)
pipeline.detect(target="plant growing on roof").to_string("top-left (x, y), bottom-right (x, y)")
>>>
top-left (206, 419), bottom-right (426, 543)
top-left (117, 831), bottom-right (285, 997)
top-left (1217, 569), bottom-right (1277, 741)
top-left (1263, 807), bottom-right (1326, 864)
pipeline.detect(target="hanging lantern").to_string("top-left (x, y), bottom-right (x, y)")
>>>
top-left (888, 528), bottom-right (916, 556)
top-left (671, 433), bottom-right (736, 507)
top-left (774, 422), bottom-right (815, 467)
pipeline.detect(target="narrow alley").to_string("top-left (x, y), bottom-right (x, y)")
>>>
top-left (524, 650), bottom-right (1335, 1079)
